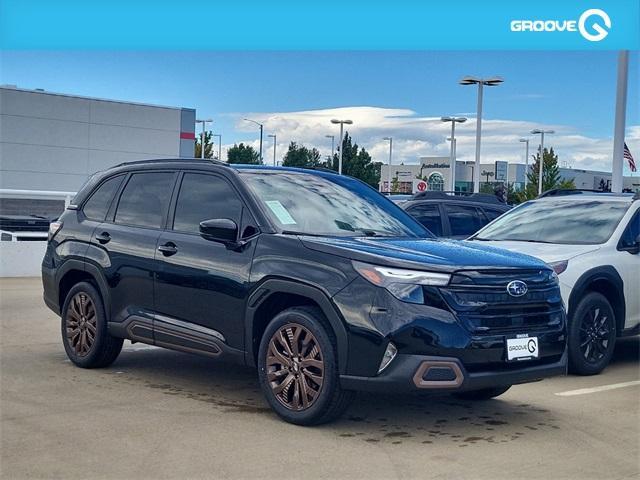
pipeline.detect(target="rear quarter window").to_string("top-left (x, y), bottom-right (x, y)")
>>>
top-left (82, 175), bottom-right (124, 221)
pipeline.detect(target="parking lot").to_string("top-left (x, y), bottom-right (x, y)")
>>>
top-left (1, 277), bottom-right (639, 480)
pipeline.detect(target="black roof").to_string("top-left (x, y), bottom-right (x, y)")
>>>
top-left (409, 191), bottom-right (508, 206)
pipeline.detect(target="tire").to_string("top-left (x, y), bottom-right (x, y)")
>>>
top-left (453, 385), bottom-right (511, 401)
top-left (258, 306), bottom-right (354, 426)
top-left (61, 281), bottom-right (123, 368)
top-left (568, 292), bottom-right (617, 376)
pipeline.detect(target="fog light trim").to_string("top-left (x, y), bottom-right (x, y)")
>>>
top-left (377, 342), bottom-right (398, 374)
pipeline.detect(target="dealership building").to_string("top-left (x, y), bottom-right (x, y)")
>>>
top-left (0, 85), bottom-right (196, 217)
top-left (380, 157), bottom-right (526, 193)
top-left (380, 156), bottom-right (640, 194)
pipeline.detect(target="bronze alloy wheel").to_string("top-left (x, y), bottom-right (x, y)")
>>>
top-left (266, 323), bottom-right (325, 411)
top-left (65, 292), bottom-right (97, 357)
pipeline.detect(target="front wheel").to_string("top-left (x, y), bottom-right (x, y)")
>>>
top-left (453, 385), bottom-right (511, 401)
top-left (568, 292), bottom-right (616, 376)
top-left (257, 306), bottom-right (354, 425)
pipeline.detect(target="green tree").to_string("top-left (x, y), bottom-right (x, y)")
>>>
top-left (514, 147), bottom-right (575, 203)
top-left (282, 142), bottom-right (322, 168)
top-left (194, 131), bottom-right (214, 159)
top-left (227, 143), bottom-right (261, 164)
top-left (325, 133), bottom-right (382, 188)
top-left (391, 176), bottom-right (399, 193)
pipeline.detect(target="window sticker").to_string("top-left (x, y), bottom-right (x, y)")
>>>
top-left (265, 200), bottom-right (297, 225)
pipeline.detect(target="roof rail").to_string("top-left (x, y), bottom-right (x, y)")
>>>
top-left (114, 158), bottom-right (228, 168)
top-left (537, 188), bottom-right (606, 198)
top-left (307, 166), bottom-right (340, 174)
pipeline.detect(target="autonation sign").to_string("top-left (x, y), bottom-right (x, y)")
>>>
top-left (511, 9), bottom-right (611, 42)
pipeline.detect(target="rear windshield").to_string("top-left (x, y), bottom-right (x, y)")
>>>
top-left (474, 200), bottom-right (630, 245)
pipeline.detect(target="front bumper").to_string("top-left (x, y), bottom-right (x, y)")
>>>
top-left (340, 350), bottom-right (568, 393)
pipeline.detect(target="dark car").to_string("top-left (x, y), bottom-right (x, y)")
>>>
top-left (42, 160), bottom-right (566, 425)
top-left (402, 191), bottom-right (511, 239)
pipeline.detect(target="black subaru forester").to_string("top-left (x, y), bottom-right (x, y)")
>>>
top-left (43, 159), bottom-right (567, 425)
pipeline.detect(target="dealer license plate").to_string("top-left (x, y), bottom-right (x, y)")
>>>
top-left (506, 335), bottom-right (539, 361)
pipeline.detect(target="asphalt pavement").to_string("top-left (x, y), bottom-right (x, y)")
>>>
top-left (1, 277), bottom-right (639, 480)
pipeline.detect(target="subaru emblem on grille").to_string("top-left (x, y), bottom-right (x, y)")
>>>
top-left (507, 280), bottom-right (528, 297)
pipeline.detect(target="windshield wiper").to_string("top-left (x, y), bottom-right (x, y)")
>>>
top-left (474, 237), bottom-right (556, 244)
top-left (281, 230), bottom-right (328, 237)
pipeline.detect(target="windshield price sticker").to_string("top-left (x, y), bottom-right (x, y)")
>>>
top-left (265, 200), bottom-right (297, 225)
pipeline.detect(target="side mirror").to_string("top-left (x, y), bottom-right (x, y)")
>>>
top-left (199, 218), bottom-right (238, 244)
top-left (619, 233), bottom-right (640, 254)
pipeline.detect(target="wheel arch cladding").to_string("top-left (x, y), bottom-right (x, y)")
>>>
top-left (57, 260), bottom-right (111, 318)
top-left (569, 266), bottom-right (625, 334)
top-left (245, 279), bottom-right (349, 373)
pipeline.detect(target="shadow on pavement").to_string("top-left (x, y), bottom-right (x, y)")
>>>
top-left (71, 343), bottom-right (574, 448)
top-left (610, 336), bottom-right (640, 366)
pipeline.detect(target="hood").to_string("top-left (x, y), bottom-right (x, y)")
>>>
top-left (300, 235), bottom-right (549, 273)
top-left (468, 240), bottom-right (600, 264)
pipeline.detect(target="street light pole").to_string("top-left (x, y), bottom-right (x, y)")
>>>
top-left (195, 118), bottom-right (213, 159)
top-left (243, 118), bottom-right (264, 163)
top-left (531, 129), bottom-right (554, 196)
top-left (331, 119), bottom-right (353, 174)
top-left (459, 76), bottom-right (503, 192)
top-left (268, 134), bottom-right (277, 166)
top-left (519, 138), bottom-right (529, 190)
top-left (213, 134), bottom-right (222, 161)
top-left (441, 116), bottom-right (467, 192)
top-left (383, 137), bottom-right (393, 193)
top-left (325, 135), bottom-right (335, 159)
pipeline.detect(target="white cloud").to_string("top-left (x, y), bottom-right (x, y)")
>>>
top-left (223, 106), bottom-right (639, 174)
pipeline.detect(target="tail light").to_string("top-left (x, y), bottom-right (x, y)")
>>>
top-left (48, 221), bottom-right (63, 241)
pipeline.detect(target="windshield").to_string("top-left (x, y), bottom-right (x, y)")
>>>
top-left (240, 171), bottom-right (431, 238)
top-left (474, 200), bottom-right (630, 245)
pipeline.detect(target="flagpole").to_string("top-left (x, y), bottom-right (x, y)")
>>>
top-left (612, 50), bottom-right (629, 193)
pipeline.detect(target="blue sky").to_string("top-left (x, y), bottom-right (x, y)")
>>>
top-left (1, 50), bottom-right (638, 172)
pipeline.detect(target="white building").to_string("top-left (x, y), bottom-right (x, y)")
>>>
top-left (0, 86), bottom-right (196, 216)
top-left (381, 156), bottom-right (640, 194)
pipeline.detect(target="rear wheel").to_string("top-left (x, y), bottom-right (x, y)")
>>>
top-left (454, 385), bottom-right (511, 401)
top-left (61, 282), bottom-right (123, 368)
top-left (258, 306), bottom-right (354, 425)
top-left (568, 292), bottom-right (616, 376)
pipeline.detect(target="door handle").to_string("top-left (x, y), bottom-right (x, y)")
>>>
top-left (96, 232), bottom-right (111, 244)
top-left (158, 242), bottom-right (178, 256)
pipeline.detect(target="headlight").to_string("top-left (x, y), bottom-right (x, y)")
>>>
top-left (352, 261), bottom-right (450, 304)
top-left (548, 260), bottom-right (568, 276)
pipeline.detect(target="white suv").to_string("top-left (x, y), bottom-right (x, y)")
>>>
top-left (469, 192), bottom-right (640, 375)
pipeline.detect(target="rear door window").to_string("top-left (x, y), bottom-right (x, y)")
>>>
top-left (444, 204), bottom-right (485, 237)
top-left (82, 175), bottom-right (124, 221)
top-left (407, 204), bottom-right (443, 236)
top-left (114, 172), bottom-right (175, 229)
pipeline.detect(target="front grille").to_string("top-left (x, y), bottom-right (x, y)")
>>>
top-left (440, 269), bottom-right (564, 334)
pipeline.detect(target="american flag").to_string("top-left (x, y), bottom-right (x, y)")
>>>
top-left (625, 142), bottom-right (636, 172)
